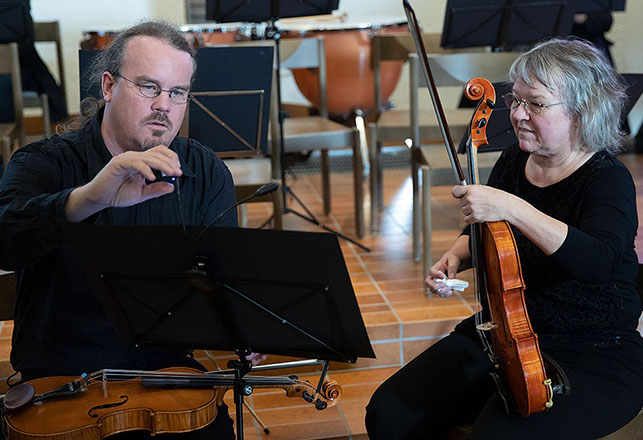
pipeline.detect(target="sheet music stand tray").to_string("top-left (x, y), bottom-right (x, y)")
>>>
top-left (62, 222), bottom-right (375, 439)
top-left (440, 0), bottom-right (576, 50)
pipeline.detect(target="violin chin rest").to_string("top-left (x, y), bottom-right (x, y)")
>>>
top-left (4, 383), bottom-right (35, 411)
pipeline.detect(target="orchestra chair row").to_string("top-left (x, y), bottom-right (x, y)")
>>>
top-left (22, 21), bottom-right (66, 137)
top-left (270, 37), bottom-right (364, 237)
top-left (0, 43), bottom-right (25, 170)
top-left (368, 32), bottom-right (475, 235)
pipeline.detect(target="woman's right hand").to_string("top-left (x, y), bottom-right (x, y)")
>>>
top-left (424, 252), bottom-right (461, 298)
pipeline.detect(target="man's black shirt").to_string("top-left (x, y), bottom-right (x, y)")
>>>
top-left (0, 109), bottom-right (238, 378)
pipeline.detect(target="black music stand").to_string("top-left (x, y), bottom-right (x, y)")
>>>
top-left (206, 0), bottom-right (340, 23)
top-left (61, 222), bottom-right (375, 439)
top-left (441, 0), bottom-right (577, 50)
top-left (189, 45), bottom-right (274, 156)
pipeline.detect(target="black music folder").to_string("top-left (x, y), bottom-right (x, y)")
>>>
top-left (62, 223), bottom-right (375, 363)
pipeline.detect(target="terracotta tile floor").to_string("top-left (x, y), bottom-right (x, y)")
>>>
top-left (1, 153), bottom-right (642, 439)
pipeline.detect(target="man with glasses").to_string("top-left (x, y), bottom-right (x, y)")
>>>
top-left (0, 21), bottom-right (241, 438)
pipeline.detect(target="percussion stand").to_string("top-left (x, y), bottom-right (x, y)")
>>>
top-left (265, 19), bottom-right (370, 252)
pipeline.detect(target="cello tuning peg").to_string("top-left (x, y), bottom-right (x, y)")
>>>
top-left (486, 98), bottom-right (495, 108)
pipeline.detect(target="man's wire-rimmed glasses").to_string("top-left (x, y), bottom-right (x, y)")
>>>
top-left (118, 75), bottom-right (191, 105)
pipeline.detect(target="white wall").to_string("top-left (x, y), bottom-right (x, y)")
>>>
top-left (29, 0), bottom-right (186, 115)
top-left (609, 1), bottom-right (643, 133)
top-left (29, 0), bottom-right (643, 130)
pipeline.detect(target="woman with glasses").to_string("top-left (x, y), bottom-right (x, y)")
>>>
top-left (366, 38), bottom-right (643, 439)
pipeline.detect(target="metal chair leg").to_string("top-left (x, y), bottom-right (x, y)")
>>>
top-left (368, 123), bottom-right (380, 233)
top-left (411, 147), bottom-right (422, 262)
top-left (321, 149), bottom-right (331, 215)
top-left (421, 165), bottom-right (432, 296)
top-left (352, 129), bottom-right (365, 238)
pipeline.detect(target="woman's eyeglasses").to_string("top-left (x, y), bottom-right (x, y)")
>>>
top-left (502, 93), bottom-right (563, 115)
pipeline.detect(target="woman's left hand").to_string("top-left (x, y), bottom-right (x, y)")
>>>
top-left (452, 184), bottom-right (515, 224)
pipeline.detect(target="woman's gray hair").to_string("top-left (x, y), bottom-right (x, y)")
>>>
top-left (509, 38), bottom-right (627, 154)
top-left (66, 21), bottom-right (196, 132)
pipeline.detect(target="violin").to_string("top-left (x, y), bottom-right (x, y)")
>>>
top-left (464, 80), bottom-right (553, 417)
top-left (402, 0), bottom-right (552, 416)
top-left (2, 367), bottom-right (342, 439)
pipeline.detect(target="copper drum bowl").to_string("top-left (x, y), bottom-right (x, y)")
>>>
top-left (80, 23), bottom-right (251, 50)
top-left (80, 30), bottom-right (118, 50)
top-left (279, 15), bottom-right (408, 116)
top-left (180, 23), bottom-right (254, 47)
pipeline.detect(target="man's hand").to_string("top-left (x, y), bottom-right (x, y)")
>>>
top-left (65, 145), bottom-right (182, 222)
top-left (245, 352), bottom-right (267, 366)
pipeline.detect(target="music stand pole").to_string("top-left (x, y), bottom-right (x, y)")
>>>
top-left (228, 350), bottom-right (253, 440)
top-left (266, 19), bottom-right (370, 252)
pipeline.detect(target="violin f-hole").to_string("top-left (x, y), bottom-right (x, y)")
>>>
top-left (88, 395), bottom-right (129, 418)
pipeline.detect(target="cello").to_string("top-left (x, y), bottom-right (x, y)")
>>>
top-left (402, 0), bottom-right (553, 417)
top-left (2, 367), bottom-right (342, 439)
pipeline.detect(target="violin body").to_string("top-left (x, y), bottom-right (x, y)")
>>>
top-left (3, 367), bottom-right (342, 440)
top-left (4, 367), bottom-right (222, 440)
top-left (482, 221), bottom-right (552, 417)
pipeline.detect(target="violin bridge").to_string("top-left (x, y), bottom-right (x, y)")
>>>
top-left (476, 322), bottom-right (498, 331)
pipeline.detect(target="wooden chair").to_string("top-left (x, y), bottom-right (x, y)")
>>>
top-left (0, 43), bottom-right (25, 170)
top-left (369, 33), bottom-right (518, 275)
top-left (22, 21), bottom-right (66, 137)
top-left (368, 32), bottom-right (474, 233)
top-left (274, 37), bottom-right (364, 237)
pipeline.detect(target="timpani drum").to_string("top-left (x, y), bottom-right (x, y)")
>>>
top-left (80, 30), bottom-right (118, 50)
top-left (180, 23), bottom-right (253, 47)
top-left (279, 15), bottom-right (408, 116)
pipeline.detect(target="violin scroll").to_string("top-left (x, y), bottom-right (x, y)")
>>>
top-left (465, 77), bottom-right (497, 151)
top-left (283, 379), bottom-right (343, 410)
